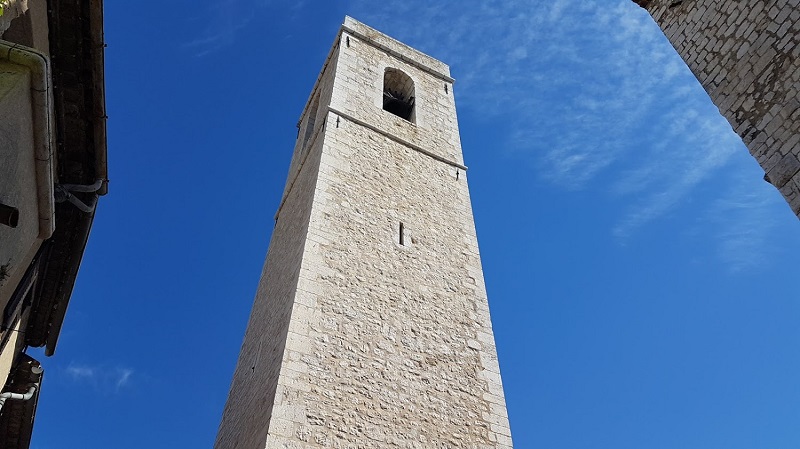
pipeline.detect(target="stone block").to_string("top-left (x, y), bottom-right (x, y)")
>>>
top-left (766, 154), bottom-right (800, 188)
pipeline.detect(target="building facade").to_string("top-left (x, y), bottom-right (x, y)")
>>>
top-left (633, 0), bottom-right (800, 217)
top-left (0, 1), bottom-right (107, 446)
top-left (215, 17), bottom-right (512, 449)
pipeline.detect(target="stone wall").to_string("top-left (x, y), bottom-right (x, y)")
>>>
top-left (634, 0), bottom-right (800, 217)
top-left (213, 65), bottom-right (333, 449)
top-left (215, 17), bottom-right (513, 449)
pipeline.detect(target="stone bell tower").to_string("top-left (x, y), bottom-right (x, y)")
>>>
top-left (215, 17), bottom-right (513, 449)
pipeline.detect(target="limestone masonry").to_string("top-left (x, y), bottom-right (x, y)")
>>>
top-left (214, 17), bottom-right (513, 449)
top-left (634, 0), bottom-right (800, 217)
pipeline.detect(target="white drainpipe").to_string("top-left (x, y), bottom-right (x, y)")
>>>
top-left (0, 39), bottom-right (56, 239)
top-left (0, 364), bottom-right (42, 413)
top-left (0, 385), bottom-right (36, 412)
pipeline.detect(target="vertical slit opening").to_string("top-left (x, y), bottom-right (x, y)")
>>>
top-left (399, 222), bottom-right (405, 246)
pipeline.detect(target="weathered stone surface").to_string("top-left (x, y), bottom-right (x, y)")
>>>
top-left (214, 17), bottom-right (513, 449)
top-left (766, 153), bottom-right (800, 188)
top-left (635, 0), bottom-right (800, 218)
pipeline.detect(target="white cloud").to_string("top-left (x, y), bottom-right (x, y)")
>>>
top-left (701, 179), bottom-right (790, 273)
top-left (65, 363), bottom-right (95, 380)
top-left (184, 0), bottom-right (256, 57)
top-left (612, 115), bottom-right (743, 238)
top-left (184, 0), bottom-right (306, 57)
top-left (349, 0), bottom-right (700, 190)
top-left (63, 362), bottom-right (134, 392)
top-left (115, 368), bottom-right (134, 390)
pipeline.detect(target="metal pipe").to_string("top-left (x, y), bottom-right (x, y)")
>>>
top-left (59, 179), bottom-right (104, 193)
top-left (64, 193), bottom-right (97, 213)
top-left (54, 179), bottom-right (103, 213)
top-left (55, 188), bottom-right (96, 214)
top-left (0, 203), bottom-right (19, 228)
top-left (0, 385), bottom-right (37, 413)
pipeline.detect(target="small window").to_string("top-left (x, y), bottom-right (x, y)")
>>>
top-left (383, 68), bottom-right (415, 122)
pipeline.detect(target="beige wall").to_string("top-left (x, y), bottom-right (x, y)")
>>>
top-left (0, 60), bottom-right (43, 388)
top-left (0, 317), bottom-right (28, 389)
top-left (0, 61), bottom-right (42, 313)
top-left (0, 0), bottom-right (52, 392)
top-left (215, 18), bottom-right (512, 449)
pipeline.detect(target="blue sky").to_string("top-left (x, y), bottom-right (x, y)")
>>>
top-left (28, 1), bottom-right (800, 448)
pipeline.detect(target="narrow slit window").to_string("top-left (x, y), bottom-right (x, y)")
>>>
top-left (399, 222), bottom-right (405, 246)
top-left (383, 68), bottom-right (415, 122)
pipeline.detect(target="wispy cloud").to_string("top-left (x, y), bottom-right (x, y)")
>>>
top-left (349, 0), bottom-right (787, 270)
top-left (63, 362), bottom-right (134, 393)
top-left (611, 116), bottom-right (743, 239)
top-left (184, 0), bottom-right (308, 57)
top-left (701, 180), bottom-right (787, 272)
top-left (349, 1), bottom-right (707, 189)
top-left (115, 368), bottom-right (134, 390)
top-left (184, 0), bottom-right (260, 57)
top-left (65, 363), bottom-right (95, 380)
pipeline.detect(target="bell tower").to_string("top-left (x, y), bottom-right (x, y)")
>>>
top-left (215, 17), bottom-right (513, 449)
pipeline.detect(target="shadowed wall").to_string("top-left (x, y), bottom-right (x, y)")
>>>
top-left (634, 0), bottom-right (800, 217)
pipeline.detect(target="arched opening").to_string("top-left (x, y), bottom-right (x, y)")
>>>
top-left (383, 68), bottom-right (415, 122)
